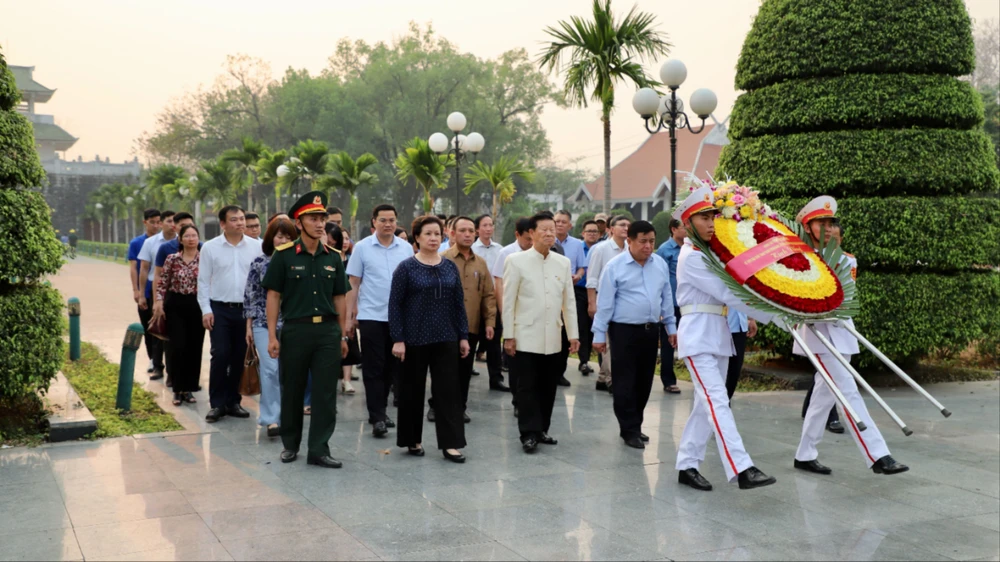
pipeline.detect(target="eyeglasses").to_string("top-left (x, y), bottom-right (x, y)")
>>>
top-left (375, 218), bottom-right (397, 225)
top-left (582, 230), bottom-right (599, 234)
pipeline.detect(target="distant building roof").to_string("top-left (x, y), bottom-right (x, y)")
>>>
top-left (573, 119), bottom-right (729, 205)
top-left (10, 66), bottom-right (55, 102)
top-left (32, 121), bottom-right (77, 148)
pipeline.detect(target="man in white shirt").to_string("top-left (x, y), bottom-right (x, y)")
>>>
top-left (471, 214), bottom-right (505, 386)
top-left (492, 217), bottom-right (533, 402)
top-left (472, 214), bottom-right (503, 275)
top-left (585, 215), bottom-right (630, 392)
top-left (503, 214), bottom-right (579, 453)
top-left (198, 205), bottom-right (263, 423)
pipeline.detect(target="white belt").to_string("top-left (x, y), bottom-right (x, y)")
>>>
top-left (680, 304), bottom-right (729, 317)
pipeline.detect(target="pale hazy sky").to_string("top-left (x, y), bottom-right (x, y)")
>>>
top-left (4, 0), bottom-right (997, 175)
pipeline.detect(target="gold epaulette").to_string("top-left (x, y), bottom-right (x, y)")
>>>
top-left (275, 241), bottom-right (295, 251)
top-left (325, 244), bottom-right (343, 257)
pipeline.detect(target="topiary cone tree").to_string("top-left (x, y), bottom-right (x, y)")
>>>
top-left (718, 0), bottom-right (1000, 369)
top-left (0, 48), bottom-right (66, 401)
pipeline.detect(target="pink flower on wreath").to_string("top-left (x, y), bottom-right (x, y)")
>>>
top-left (732, 194), bottom-right (745, 205)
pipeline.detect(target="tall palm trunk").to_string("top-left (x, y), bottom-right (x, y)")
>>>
top-left (492, 190), bottom-right (499, 218)
top-left (98, 219), bottom-right (104, 243)
top-left (112, 209), bottom-right (119, 244)
top-left (247, 182), bottom-right (254, 213)
top-left (602, 109), bottom-right (612, 213)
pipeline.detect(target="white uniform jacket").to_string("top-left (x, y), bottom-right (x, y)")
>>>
top-left (793, 253), bottom-right (859, 356)
top-left (502, 247), bottom-right (579, 355)
top-left (675, 239), bottom-right (774, 358)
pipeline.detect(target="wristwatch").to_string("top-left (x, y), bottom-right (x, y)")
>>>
top-left (342, 336), bottom-right (350, 341)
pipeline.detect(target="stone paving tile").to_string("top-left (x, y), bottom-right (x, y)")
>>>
top-left (383, 541), bottom-right (527, 561)
top-left (874, 517), bottom-right (1000, 561)
top-left (0, 527), bottom-right (82, 561)
top-left (73, 514), bottom-right (220, 559)
top-left (342, 513), bottom-right (493, 557)
top-left (450, 502), bottom-right (598, 540)
top-left (498, 526), bottom-right (658, 561)
top-left (222, 527), bottom-right (378, 561)
top-left (199, 501), bottom-right (337, 540)
top-left (89, 541), bottom-right (235, 561)
top-left (65, 490), bottom-right (195, 527)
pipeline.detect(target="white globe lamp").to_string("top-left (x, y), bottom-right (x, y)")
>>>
top-left (465, 132), bottom-right (485, 153)
top-left (631, 88), bottom-right (660, 117)
top-left (689, 88), bottom-right (718, 118)
top-left (428, 132), bottom-right (449, 153)
top-left (660, 60), bottom-right (688, 89)
top-left (446, 112), bottom-right (467, 133)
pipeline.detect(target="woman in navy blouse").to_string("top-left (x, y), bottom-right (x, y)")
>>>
top-left (389, 215), bottom-right (470, 463)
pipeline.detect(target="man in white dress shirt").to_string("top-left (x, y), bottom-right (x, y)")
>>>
top-left (586, 215), bottom-right (630, 392)
top-left (672, 187), bottom-right (779, 492)
top-left (472, 214), bottom-right (507, 389)
top-left (197, 205), bottom-right (263, 423)
top-left (503, 213), bottom-right (579, 453)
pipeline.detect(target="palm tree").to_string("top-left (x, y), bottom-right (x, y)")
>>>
top-left (538, 0), bottom-right (669, 212)
top-left (220, 136), bottom-right (269, 212)
top-left (256, 149), bottom-right (288, 217)
top-left (464, 156), bottom-right (536, 218)
top-left (394, 137), bottom-right (452, 213)
top-left (317, 151), bottom-right (379, 234)
top-left (193, 159), bottom-right (240, 227)
top-left (146, 164), bottom-right (189, 210)
top-left (278, 140), bottom-right (331, 196)
top-left (87, 184), bottom-right (116, 242)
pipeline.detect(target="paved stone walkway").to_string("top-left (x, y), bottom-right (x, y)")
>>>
top-left (1, 256), bottom-right (997, 561)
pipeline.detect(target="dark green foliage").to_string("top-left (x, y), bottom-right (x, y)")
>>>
top-left (574, 211), bottom-right (596, 236)
top-left (718, 128), bottom-right (1000, 198)
top-left (608, 208), bottom-right (635, 222)
top-left (729, 74), bottom-right (983, 140)
top-left (751, 271), bottom-right (1000, 369)
top-left (0, 189), bottom-right (64, 280)
top-left (736, 0), bottom-right (974, 90)
top-left (0, 111), bottom-right (47, 189)
top-left (766, 196), bottom-right (1000, 272)
top-left (0, 284), bottom-right (64, 398)
top-left (0, 61), bottom-right (19, 112)
top-left (651, 211), bottom-right (673, 247)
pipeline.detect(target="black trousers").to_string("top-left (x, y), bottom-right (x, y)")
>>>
top-left (802, 380), bottom-right (840, 424)
top-left (359, 320), bottom-right (399, 423)
top-left (610, 323), bottom-right (660, 439)
top-left (574, 287), bottom-right (594, 366)
top-left (137, 304), bottom-right (164, 371)
top-left (659, 306), bottom-right (681, 388)
top-left (483, 317), bottom-right (504, 385)
top-left (164, 293), bottom-right (204, 393)
top-left (514, 351), bottom-right (561, 441)
top-left (429, 332), bottom-right (480, 410)
top-left (725, 331), bottom-right (748, 401)
top-left (398, 341), bottom-right (466, 450)
top-left (208, 301), bottom-right (247, 409)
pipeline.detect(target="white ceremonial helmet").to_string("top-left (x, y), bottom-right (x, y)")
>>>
top-left (795, 195), bottom-right (838, 225)
top-left (672, 185), bottom-right (716, 223)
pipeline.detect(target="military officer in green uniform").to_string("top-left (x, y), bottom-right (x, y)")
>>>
top-left (263, 191), bottom-right (349, 469)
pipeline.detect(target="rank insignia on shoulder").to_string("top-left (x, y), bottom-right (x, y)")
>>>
top-left (275, 241), bottom-right (294, 251)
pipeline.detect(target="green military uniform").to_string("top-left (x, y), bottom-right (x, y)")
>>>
top-left (261, 192), bottom-right (348, 459)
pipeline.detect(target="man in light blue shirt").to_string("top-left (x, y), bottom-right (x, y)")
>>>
top-left (346, 204), bottom-right (414, 437)
top-left (575, 220), bottom-right (601, 375)
top-left (724, 309), bottom-right (757, 401)
top-left (655, 218), bottom-right (685, 393)
top-left (592, 221), bottom-right (677, 449)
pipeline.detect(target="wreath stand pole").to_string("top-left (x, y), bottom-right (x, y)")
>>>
top-left (789, 325), bottom-right (867, 431)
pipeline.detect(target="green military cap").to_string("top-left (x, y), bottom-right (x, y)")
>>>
top-left (289, 190), bottom-right (328, 220)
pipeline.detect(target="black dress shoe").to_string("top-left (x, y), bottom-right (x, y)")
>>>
top-left (794, 459), bottom-right (832, 475)
top-left (678, 468), bottom-right (713, 491)
top-left (407, 447), bottom-right (425, 457)
top-left (738, 466), bottom-right (777, 490)
top-left (579, 364), bottom-right (593, 376)
top-left (149, 369), bottom-right (164, 381)
top-left (827, 420), bottom-right (845, 434)
top-left (165, 375), bottom-right (173, 388)
top-left (280, 450), bottom-right (297, 463)
top-left (596, 381), bottom-right (609, 391)
top-left (557, 375), bottom-right (571, 387)
top-left (384, 417), bottom-right (396, 429)
top-left (639, 433), bottom-right (650, 442)
top-left (624, 436), bottom-right (645, 449)
top-left (443, 450), bottom-right (466, 463)
top-left (373, 421), bottom-right (388, 438)
top-left (607, 382), bottom-right (613, 394)
top-left (872, 455), bottom-right (909, 475)
top-left (266, 425), bottom-right (281, 438)
top-left (307, 455), bottom-right (343, 469)
top-left (205, 408), bottom-right (225, 423)
top-left (522, 438), bottom-right (538, 453)
top-left (393, 396), bottom-right (399, 407)
top-left (489, 382), bottom-right (511, 392)
top-left (227, 404), bottom-right (251, 418)
top-left (538, 433), bottom-right (558, 445)
top-left (463, 411), bottom-right (471, 423)
top-left (351, 374), bottom-right (359, 381)
top-left (426, 408), bottom-right (436, 422)
top-left (471, 370), bottom-right (481, 377)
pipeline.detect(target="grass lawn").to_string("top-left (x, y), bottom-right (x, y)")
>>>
top-left (60, 343), bottom-right (183, 438)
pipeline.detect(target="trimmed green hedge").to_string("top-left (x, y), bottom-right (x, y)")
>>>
top-left (0, 61), bottom-right (19, 112)
top-left (78, 241), bottom-right (130, 263)
top-left (766, 196), bottom-right (1000, 271)
top-left (751, 271), bottom-right (1000, 369)
top-left (0, 112), bottom-right (47, 189)
top-left (736, 0), bottom-right (974, 90)
top-left (651, 211), bottom-right (673, 247)
top-left (718, 128), bottom-right (1000, 198)
top-left (0, 283), bottom-right (64, 399)
top-left (0, 189), bottom-right (64, 281)
top-left (574, 211), bottom-right (596, 236)
top-left (729, 74), bottom-right (983, 140)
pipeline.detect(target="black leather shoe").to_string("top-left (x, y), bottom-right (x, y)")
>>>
top-left (522, 438), bottom-right (538, 453)
top-left (596, 381), bottom-right (608, 391)
top-left (407, 447), bottom-right (425, 457)
top-left (384, 417), bottom-right (396, 429)
top-left (538, 433), bottom-right (558, 445)
top-left (227, 404), bottom-right (251, 418)
top-left (872, 455), bottom-right (909, 475)
top-left (443, 450), bottom-right (466, 463)
top-left (307, 455), bottom-right (343, 469)
top-left (557, 375), bottom-right (571, 387)
top-left (794, 459), bottom-right (832, 475)
top-left (827, 420), bottom-right (845, 434)
top-left (426, 408), bottom-right (436, 422)
top-left (165, 375), bottom-right (173, 388)
top-left (579, 364), bottom-right (593, 376)
top-left (149, 369), bottom-right (164, 381)
top-left (624, 436), bottom-right (645, 449)
top-left (280, 450), bottom-right (297, 463)
top-left (678, 468), bottom-right (713, 491)
top-left (607, 382), bottom-right (613, 394)
top-left (738, 466), bottom-right (777, 490)
top-left (471, 370), bottom-right (481, 377)
top-left (463, 411), bottom-right (471, 423)
top-left (205, 408), bottom-right (225, 423)
top-left (639, 433), bottom-right (650, 442)
top-left (393, 396), bottom-right (399, 407)
top-left (373, 421), bottom-right (388, 438)
top-left (266, 425), bottom-right (281, 438)
top-left (489, 382), bottom-right (511, 392)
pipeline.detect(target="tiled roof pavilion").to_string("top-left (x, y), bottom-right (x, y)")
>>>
top-left (572, 116), bottom-right (730, 220)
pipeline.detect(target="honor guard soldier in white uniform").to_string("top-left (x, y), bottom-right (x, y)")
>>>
top-left (793, 196), bottom-right (909, 476)
top-left (673, 187), bottom-right (781, 491)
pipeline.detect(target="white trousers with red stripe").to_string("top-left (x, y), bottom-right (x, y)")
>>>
top-left (795, 353), bottom-right (890, 468)
top-left (676, 354), bottom-right (754, 483)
